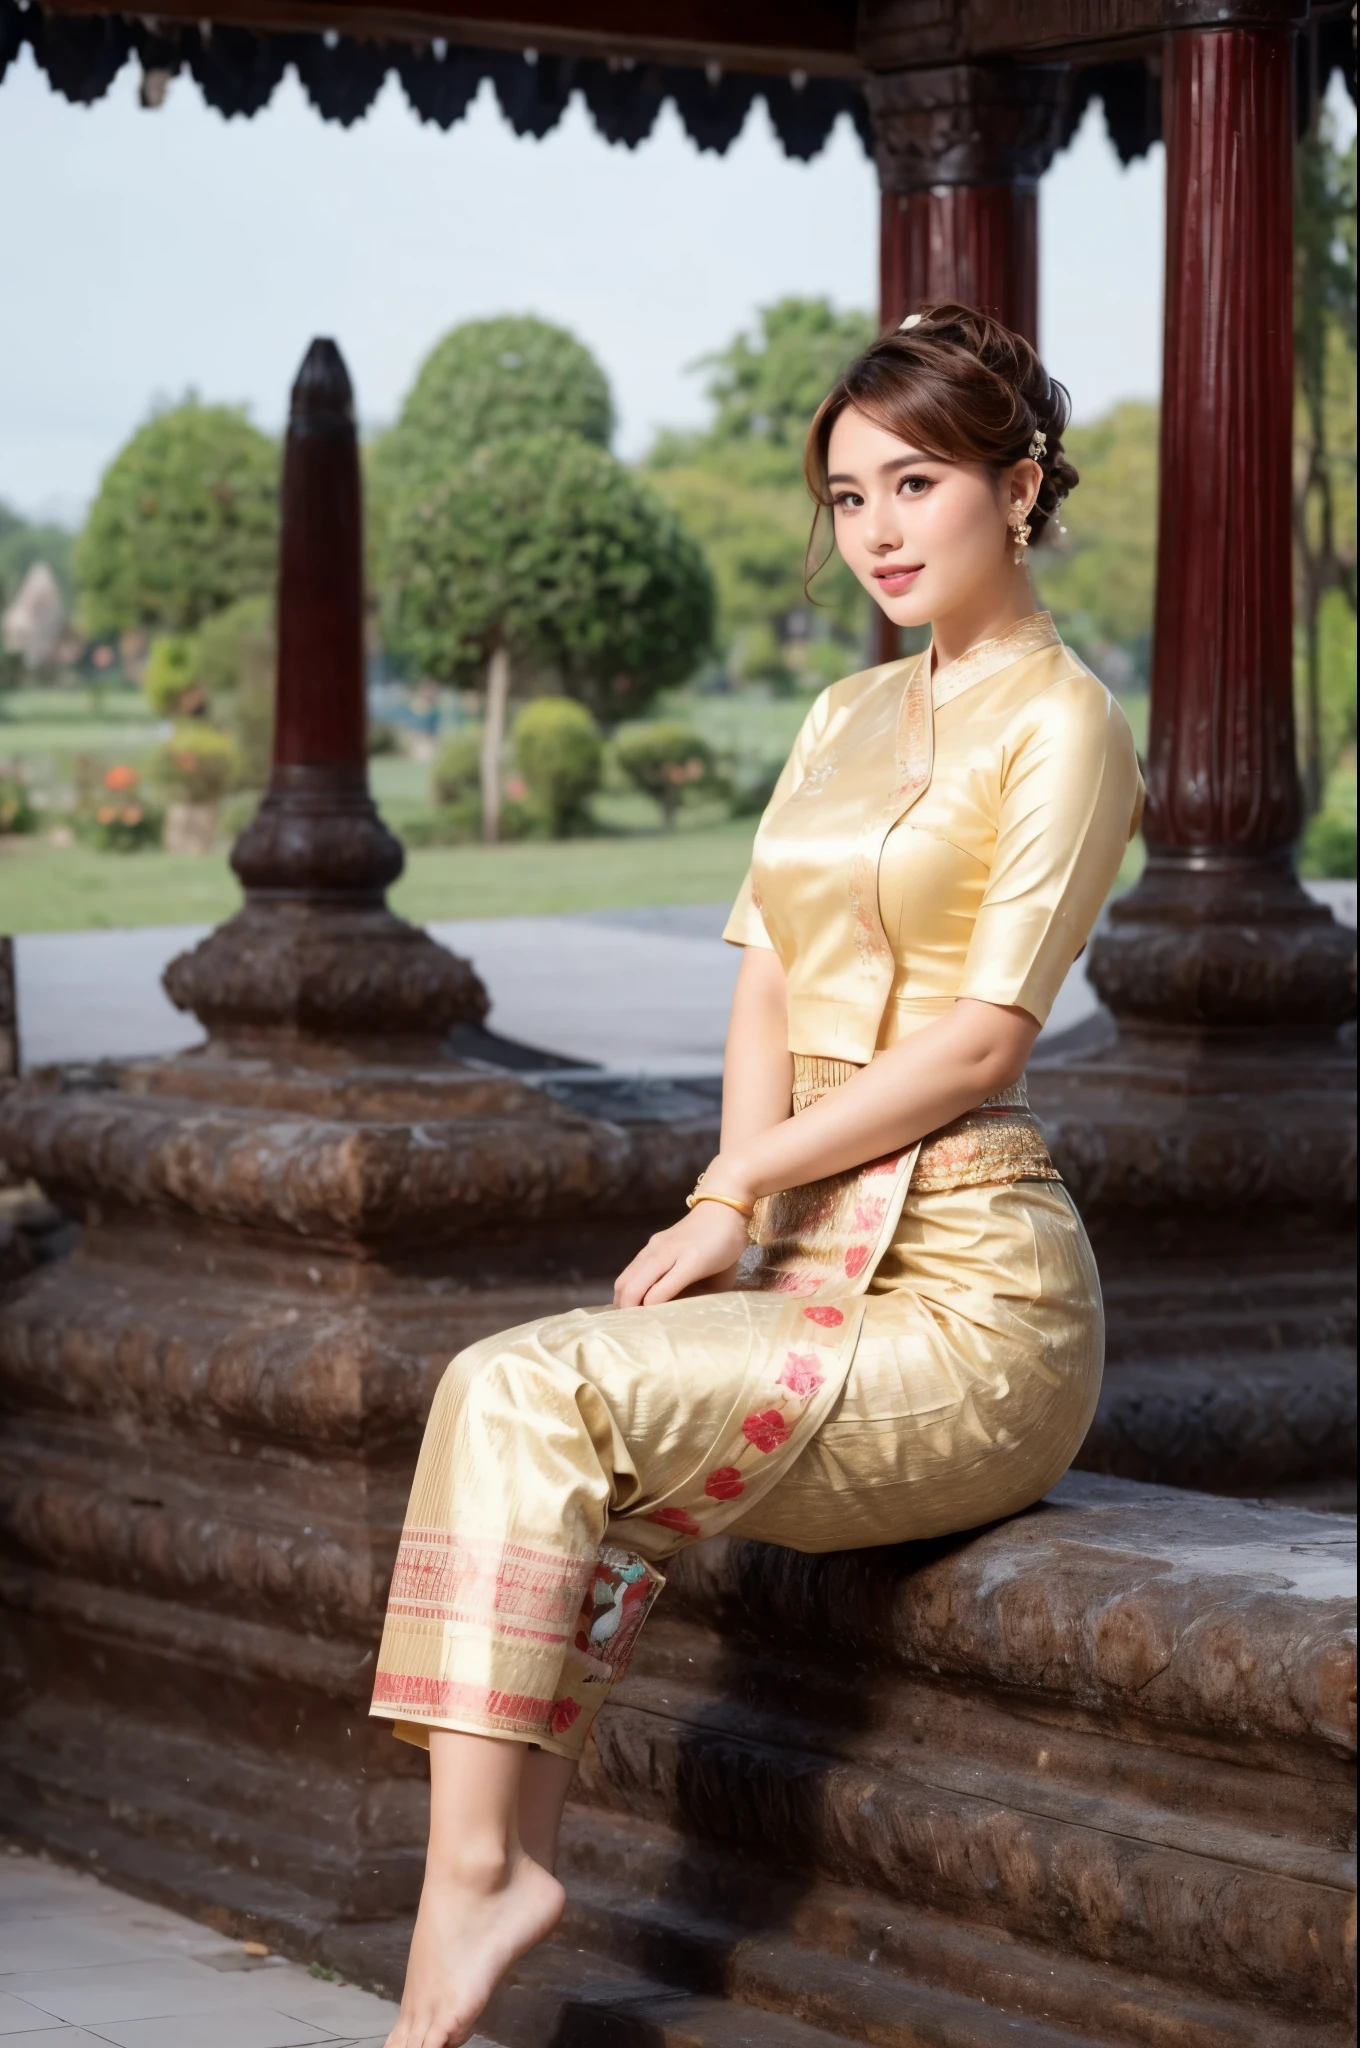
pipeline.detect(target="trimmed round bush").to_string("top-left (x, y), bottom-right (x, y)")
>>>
top-left (513, 697), bottom-right (603, 837)
top-left (143, 634), bottom-right (201, 718)
top-left (432, 727), bottom-right (484, 807)
top-left (614, 721), bottom-right (718, 827)
top-left (151, 723), bottom-right (241, 804)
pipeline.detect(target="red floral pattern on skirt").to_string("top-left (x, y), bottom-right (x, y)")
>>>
top-left (777, 1351), bottom-right (825, 1399)
top-left (742, 1409), bottom-right (791, 1454)
top-left (704, 1466), bottom-right (746, 1500)
top-left (648, 1505), bottom-right (702, 1536)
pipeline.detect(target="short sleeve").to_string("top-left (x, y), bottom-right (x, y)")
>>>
top-left (721, 682), bottom-right (839, 951)
top-left (956, 677), bottom-right (1144, 1025)
top-left (722, 865), bottom-right (773, 948)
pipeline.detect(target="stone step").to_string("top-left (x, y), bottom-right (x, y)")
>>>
top-left (1079, 1349), bottom-right (1356, 1493)
top-left (553, 1806), bottom-right (1332, 2048)
top-left (581, 1687), bottom-right (1350, 2020)
top-left (488, 1930), bottom-right (1086, 2048)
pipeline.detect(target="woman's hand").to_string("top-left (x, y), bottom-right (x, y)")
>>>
top-left (613, 1202), bottom-right (752, 1308)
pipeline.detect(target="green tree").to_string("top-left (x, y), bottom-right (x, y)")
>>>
top-left (691, 298), bottom-right (877, 458)
top-left (370, 315), bottom-right (615, 511)
top-left (1030, 401), bottom-right (1160, 683)
top-left (386, 430), bottom-right (713, 840)
top-left (1294, 116), bottom-right (1357, 814)
top-left (75, 401), bottom-right (278, 637)
top-left (645, 299), bottom-right (874, 652)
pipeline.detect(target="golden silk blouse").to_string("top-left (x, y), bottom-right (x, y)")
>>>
top-left (722, 612), bottom-right (1144, 1062)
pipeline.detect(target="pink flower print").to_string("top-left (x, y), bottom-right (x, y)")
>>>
top-left (844, 1244), bottom-right (871, 1279)
top-left (778, 1352), bottom-right (825, 1400)
top-left (802, 1305), bottom-right (845, 1328)
top-left (773, 1270), bottom-right (823, 1296)
top-left (742, 1409), bottom-right (791, 1455)
top-left (852, 1197), bottom-right (887, 1233)
top-left (648, 1506), bottom-right (702, 1537)
top-left (549, 1697), bottom-right (581, 1735)
top-left (704, 1466), bottom-right (745, 1501)
top-left (865, 1152), bottom-right (903, 1177)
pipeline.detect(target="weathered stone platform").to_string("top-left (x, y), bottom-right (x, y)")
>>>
top-left (0, 1471), bottom-right (1349, 2046)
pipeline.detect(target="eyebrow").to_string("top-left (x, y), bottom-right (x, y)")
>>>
top-left (827, 451), bottom-right (936, 485)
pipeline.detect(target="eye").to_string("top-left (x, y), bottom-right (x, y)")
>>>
top-left (831, 490), bottom-right (864, 512)
top-left (899, 474), bottom-right (933, 497)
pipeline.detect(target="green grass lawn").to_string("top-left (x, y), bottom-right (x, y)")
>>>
top-left (0, 817), bottom-right (762, 933)
top-left (0, 679), bottom-right (1152, 934)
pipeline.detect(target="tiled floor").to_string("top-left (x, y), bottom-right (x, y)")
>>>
top-left (0, 1846), bottom-right (501, 2048)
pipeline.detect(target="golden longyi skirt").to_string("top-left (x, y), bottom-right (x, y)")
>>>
top-left (369, 1069), bottom-right (1103, 1759)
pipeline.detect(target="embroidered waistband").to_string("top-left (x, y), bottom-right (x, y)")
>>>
top-left (790, 1055), bottom-right (1058, 1191)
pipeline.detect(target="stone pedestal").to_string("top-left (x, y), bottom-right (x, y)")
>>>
top-left (0, 336), bottom-right (724, 1938)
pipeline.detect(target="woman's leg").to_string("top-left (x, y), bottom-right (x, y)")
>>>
top-left (384, 1731), bottom-right (566, 2048)
top-left (519, 1748), bottom-right (578, 1873)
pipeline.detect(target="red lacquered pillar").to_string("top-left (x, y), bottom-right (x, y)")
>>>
top-left (1089, 27), bottom-right (1354, 1037)
top-left (862, 63), bottom-right (1065, 663)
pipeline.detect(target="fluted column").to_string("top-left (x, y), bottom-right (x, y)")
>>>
top-left (862, 62), bottom-right (1066, 661)
top-left (1088, 28), bottom-right (1354, 1036)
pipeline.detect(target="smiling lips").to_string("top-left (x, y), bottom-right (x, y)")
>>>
top-left (873, 563), bottom-right (923, 596)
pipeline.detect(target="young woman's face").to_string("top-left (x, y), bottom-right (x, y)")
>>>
top-left (826, 405), bottom-right (1037, 630)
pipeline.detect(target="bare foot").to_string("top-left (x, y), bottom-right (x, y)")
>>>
top-left (383, 1849), bottom-right (564, 2048)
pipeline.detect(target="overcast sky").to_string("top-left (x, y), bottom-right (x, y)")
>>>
top-left (2, 48), bottom-right (1170, 524)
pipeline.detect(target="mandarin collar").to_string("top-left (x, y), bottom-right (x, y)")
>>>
top-left (928, 611), bottom-right (1061, 711)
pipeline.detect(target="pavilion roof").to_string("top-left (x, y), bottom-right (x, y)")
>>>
top-left (2, 0), bottom-right (1352, 157)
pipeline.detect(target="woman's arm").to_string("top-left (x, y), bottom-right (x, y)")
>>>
top-left (719, 946), bottom-right (793, 1155)
top-left (713, 997), bottom-right (1038, 1204)
top-left (611, 947), bottom-right (793, 1309)
top-left (614, 995), bottom-right (1037, 1308)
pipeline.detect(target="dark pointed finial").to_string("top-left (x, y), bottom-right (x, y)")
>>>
top-left (290, 338), bottom-right (354, 426)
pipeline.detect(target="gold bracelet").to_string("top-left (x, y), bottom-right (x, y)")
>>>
top-left (685, 1176), bottom-right (755, 1219)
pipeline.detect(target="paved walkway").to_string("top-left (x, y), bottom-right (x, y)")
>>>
top-left (0, 1845), bottom-right (420, 2045)
top-left (14, 884), bottom-right (1354, 1074)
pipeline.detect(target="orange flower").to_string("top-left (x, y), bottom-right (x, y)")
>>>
top-left (121, 806), bottom-right (144, 826)
top-left (105, 765), bottom-right (139, 792)
top-left (96, 805), bottom-right (117, 825)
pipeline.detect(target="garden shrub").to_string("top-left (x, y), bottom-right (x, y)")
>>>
top-left (143, 635), bottom-right (202, 718)
top-left (432, 727), bottom-right (483, 806)
top-left (150, 724), bottom-right (241, 805)
top-left (614, 722), bottom-right (718, 827)
top-left (194, 594), bottom-right (275, 784)
top-left (1301, 805), bottom-right (1358, 879)
top-left (405, 794), bottom-right (541, 845)
top-left (513, 698), bottom-right (602, 837)
top-left (0, 768), bottom-right (36, 835)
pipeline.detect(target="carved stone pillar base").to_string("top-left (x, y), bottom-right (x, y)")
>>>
top-left (1088, 853), bottom-right (1357, 1041)
top-left (164, 899), bottom-right (489, 1047)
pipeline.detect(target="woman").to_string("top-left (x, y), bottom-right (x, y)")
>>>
top-left (373, 302), bottom-right (1144, 2048)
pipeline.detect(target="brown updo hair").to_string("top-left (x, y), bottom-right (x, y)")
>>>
top-left (803, 302), bottom-right (1079, 582)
